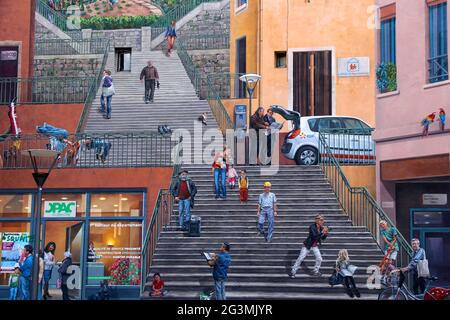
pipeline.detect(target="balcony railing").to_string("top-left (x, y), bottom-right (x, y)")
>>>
top-left (319, 129), bottom-right (376, 166)
top-left (0, 132), bottom-right (181, 170)
top-left (0, 77), bottom-right (94, 105)
top-left (35, 39), bottom-right (110, 56)
top-left (428, 54), bottom-right (449, 83)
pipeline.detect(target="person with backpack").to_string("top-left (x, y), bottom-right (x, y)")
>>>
top-left (170, 170), bottom-right (198, 231)
top-left (257, 182), bottom-right (278, 243)
top-left (100, 70), bottom-right (114, 119)
top-left (140, 61), bottom-right (160, 104)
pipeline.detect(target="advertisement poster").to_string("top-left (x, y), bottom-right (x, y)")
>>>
top-left (0, 232), bottom-right (30, 273)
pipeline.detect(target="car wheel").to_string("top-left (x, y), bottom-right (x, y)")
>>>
top-left (295, 146), bottom-right (319, 166)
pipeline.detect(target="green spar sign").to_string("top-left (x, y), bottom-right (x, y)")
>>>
top-left (44, 201), bottom-right (77, 218)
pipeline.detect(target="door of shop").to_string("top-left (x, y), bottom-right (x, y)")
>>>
top-left (410, 209), bottom-right (450, 287)
top-left (42, 220), bottom-right (86, 300)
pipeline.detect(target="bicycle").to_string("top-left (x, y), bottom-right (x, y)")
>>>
top-left (378, 271), bottom-right (449, 300)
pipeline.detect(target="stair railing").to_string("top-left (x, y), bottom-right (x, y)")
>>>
top-left (140, 189), bottom-right (173, 295)
top-left (163, 38), bottom-right (233, 134)
top-left (140, 133), bottom-right (182, 295)
top-left (36, 0), bottom-right (82, 39)
top-left (150, 0), bottom-right (221, 40)
top-left (76, 39), bottom-right (110, 133)
top-left (318, 132), bottom-right (413, 270)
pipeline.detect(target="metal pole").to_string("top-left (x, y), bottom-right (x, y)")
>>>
top-left (31, 185), bottom-right (43, 300)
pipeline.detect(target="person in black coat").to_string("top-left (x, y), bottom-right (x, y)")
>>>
top-left (290, 215), bottom-right (329, 277)
top-left (170, 170), bottom-right (198, 230)
top-left (59, 252), bottom-right (73, 300)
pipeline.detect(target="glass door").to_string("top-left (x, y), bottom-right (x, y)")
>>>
top-left (423, 231), bottom-right (450, 287)
top-left (42, 220), bottom-right (85, 300)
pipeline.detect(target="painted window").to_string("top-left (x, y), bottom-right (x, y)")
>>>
top-left (235, 0), bottom-right (247, 13)
top-left (90, 193), bottom-right (143, 217)
top-left (429, 2), bottom-right (448, 83)
top-left (0, 222), bottom-right (31, 285)
top-left (0, 194), bottom-right (32, 218)
top-left (87, 221), bottom-right (142, 286)
top-left (380, 17), bottom-right (396, 64)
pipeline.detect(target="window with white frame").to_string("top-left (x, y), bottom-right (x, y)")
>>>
top-left (235, 0), bottom-right (248, 14)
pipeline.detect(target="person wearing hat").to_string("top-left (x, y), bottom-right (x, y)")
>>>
top-left (257, 182), bottom-right (278, 243)
top-left (207, 243), bottom-right (232, 300)
top-left (290, 214), bottom-right (329, 278)
top-left (58, 252), bottom-right (73, 300)
top-left (170, 170), bottom-right (198, 231)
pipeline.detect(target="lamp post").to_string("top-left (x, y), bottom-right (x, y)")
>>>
top-left (22, 149), bottom-right (60, 300)
top-left (239, 74), bottom-right (261, 131)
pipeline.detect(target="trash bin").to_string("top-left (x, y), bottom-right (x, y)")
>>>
top-left (188, 215), bottom-right (201, 237)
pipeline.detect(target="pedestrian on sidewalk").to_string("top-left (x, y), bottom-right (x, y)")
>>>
top-left (257, 182), bottom-right (278, 243)
top-left (165, 20), bottom-right (177, 56)
top-left (170, 170), bottom-right (198, 231)
top-left (140, 61), bottom-right (160, 104)
top-left (212, 149), bottom-right (227, 200)
top-left (100, 70), bottom-right (114, 119)
top-left (290, 214), bottom-right (329, 278)
top-left (207, 243), bottom-right (232, 300)
top-left (238, 170), bottom-right (249, 203)
top-left (335, 249), bottom-right (360, 298)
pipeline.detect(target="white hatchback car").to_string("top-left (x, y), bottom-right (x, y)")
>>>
top-left (271, 106), bottom-right (375, 166)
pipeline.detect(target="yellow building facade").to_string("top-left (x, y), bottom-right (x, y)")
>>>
top-left (229, 0), bottom-right (377, 127)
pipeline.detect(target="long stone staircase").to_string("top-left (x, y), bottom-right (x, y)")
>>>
top-left (142, 165), bottom-right (384, 300)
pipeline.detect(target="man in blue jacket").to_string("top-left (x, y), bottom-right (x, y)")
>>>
top-left (19, 245), bottom-right (34, 300)
top-left (398, 238), bottom-right (428, 294)
top-left (208, 243), bottom-right (232, 300)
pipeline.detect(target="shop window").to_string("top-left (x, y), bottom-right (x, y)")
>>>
top-left (87, 221), bottom-right (142, 286)
top-left (275, 51), bottom-right (287, 68)
top-left (0, 194), bottom-right (32, 218)
top-left (0, 222), bottom-right (31, 285)
top-left (413, 211), bottom-right (450, 228)
top-left (41, 193), bottom-right (86, 218)
top-left (90, 193), bottom-right (143, 217)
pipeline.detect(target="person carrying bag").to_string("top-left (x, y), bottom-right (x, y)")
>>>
top-left (100, 70), bottom-right (114, 119)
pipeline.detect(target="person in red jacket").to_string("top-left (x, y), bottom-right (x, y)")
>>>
top-left (151, 273), bottom-right (165, 297)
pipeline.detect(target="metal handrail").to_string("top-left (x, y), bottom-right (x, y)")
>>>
top-left (167, 38), bottom-right (232, 133)
top-left (140, 134), bottom-right (183, 295)
top-left (150, 0), bottom-right (220, 40)
top-left (318, 132), bottom-right (413, 269)
top-left (76, 39), bottom-right (110, 133)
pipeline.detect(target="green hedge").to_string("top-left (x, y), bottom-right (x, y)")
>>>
top-left (80, 15), bottom-right (159, 30)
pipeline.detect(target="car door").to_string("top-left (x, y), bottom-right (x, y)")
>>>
top-left (340, 118), bottom-right (374, 164)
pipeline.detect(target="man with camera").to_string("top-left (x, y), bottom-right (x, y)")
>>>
top-left (290, 215), bottom-right (330, 277)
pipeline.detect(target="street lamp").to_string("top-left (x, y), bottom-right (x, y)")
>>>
top-left (239, 73), bottom-right (261, 130)
top-left (22, 149), bottom-right (60, 300)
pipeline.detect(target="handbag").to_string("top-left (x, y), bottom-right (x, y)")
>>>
top-left (102, 84), bottom-right (116, 97)
top-left (328, 270), bottom-right (344, 286)
top-left (417, 251), bottom-right (430, 278)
